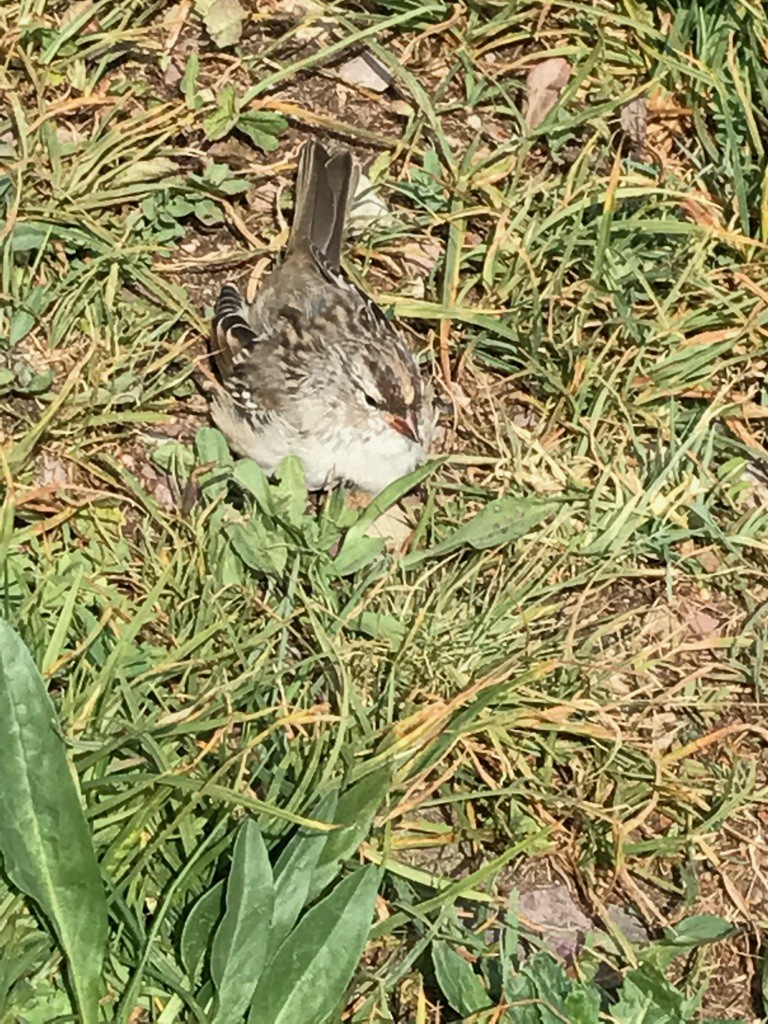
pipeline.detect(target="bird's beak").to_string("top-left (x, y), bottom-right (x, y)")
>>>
top-left (385, 411), bottom-right (420, 444)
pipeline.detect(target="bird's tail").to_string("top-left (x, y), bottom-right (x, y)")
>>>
top-left (285, 139), bottom-right (358, 271)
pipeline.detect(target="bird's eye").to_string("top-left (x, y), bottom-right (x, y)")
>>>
top-left (363, 392), bottom-right (381, 409)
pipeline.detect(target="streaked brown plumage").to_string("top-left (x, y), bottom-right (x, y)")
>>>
top-left (208, 139), bottom-right (435, 493)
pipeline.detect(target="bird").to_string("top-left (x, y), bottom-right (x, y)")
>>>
top-left (207, 139), bottom-right (436, 494)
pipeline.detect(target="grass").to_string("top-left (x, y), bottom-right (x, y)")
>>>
top-left (1, 0), bottom-right (768, 1021)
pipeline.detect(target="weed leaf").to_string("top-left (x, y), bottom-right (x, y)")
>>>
top-left (248, 867), bottom-right (378, 1024)
top-left (405, 497), bottom-right (558, 566)
top-left (308, 768), bottom-right (392, 901)
top-left (0, 621), bottom-right (107, 1024)
top-left (271, 791), bottom-right (338, 952)
top-left (210, 820), bottom-right (275, 1023)
top-left (611, 964), bottom-right (696, 1023)
top-left (181, 879), bottom-right (226, 985)
top-left (432, 940), bottom-right (491, 1015)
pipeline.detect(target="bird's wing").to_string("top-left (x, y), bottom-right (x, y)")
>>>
top-left (211, 282), bottom-right (309, 421)
top-left (210, 283), bottom-right (267, 381)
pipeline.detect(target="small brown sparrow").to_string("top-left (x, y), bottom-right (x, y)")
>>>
top-left (208, 139), bottom-right (435, 494)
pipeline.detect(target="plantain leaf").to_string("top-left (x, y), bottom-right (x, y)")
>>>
top-left (203, 83), bottom-right (238, 140)
top-left (233, 458), bottom-right (275, 516)
top-left (307, 767), bottom-right (391, 902)
top-left (180, 879), bottom-right (226, 985)
top-left (210, 819), bottom-right (275, 1024)
top-left (329, 461), bottom-right (436, 578)
top-left (248, 867), bottom-right (378, 1024)
top-left (195, 426), bottom-right (233, 467)
top-left (0, 620), bottom-right (107, 1024)
top-left (270, 791), bottom-right (338, 952)
top-left (226, 520), bottom-right (289, 576)
top-left (272, 455), bottom-right (308, 527)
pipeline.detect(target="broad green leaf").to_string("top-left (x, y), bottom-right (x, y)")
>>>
top-left (308, 767), bottom-right (392, 901)
top-left (237, 111), bottom-right (288, 152)
top-left (504, 951), bottom-right (599, 1024)
top-left (182, 52), bottom-right (202, 109)
top-left (210, 178), bottom-right (250, 197)
top-left (0, 621), bottom-right (107, 1024)
top-left (273, 455), bottom-right (308, 527)
top-left (248, 867), bottom-right (378, 1024)
top-left (193, 197), bottom-right (225, 226)
top-left (664, 913), bottom-right (735, 946)
top-left (196, 427), bottom-right (233, 467)
top-left (271, 791), bottom-right (338, 951)
top-left (211, 820), bottom-right (275, 1024)
top-left (9, 285), bottom-right (46, 345)
top-left (233, 458), bottom-right (275, 516)
top-left (19, 369), bottom-right (54, 394)
top-left (405, 497), bottom-right (558, 566)
top-left (226, 520), bottom-right (288, 576)
top-left (8, 222), bottom-right (49, 252)
top-left (565, 986), bottom-right (601, 1023)
top-left (204, 83), bottom-right (238, 140)
top-left (153, 439), bottom-right (195, 477)
top-left (352, 611), bottom-right (407, 650)
top-left (198, 160), bottom-right (248, 192)
top-left (328, 532), bottom-right (385, 578)
top-left (330, 461), bottom-right (435, 577)
top-left (181, 879), bottom-right (226, 985)
top-left (432, 940), bottom-right (491, 1015)
top-left (610, 964), bottom-right (695, 1024)
top-left (195, 427), bottom-right (233, 498)
top-left (645, 914), bottom-right (737, 972)
top-left (6, 983), bottom-right (73, 1024)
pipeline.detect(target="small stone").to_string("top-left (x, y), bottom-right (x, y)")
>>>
top-left (523, 57), bottom-right (572, 129)
top-left (337, 51), bottom-right (392, 92)
top-left (347, 173), bottom-right (391, 234)
top-left (620, 97), bottom-right (648, 159)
